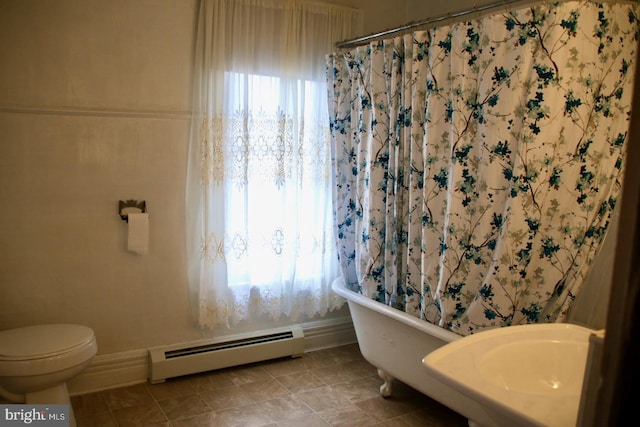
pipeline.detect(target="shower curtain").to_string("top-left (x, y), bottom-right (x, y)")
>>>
top-left (327, 0), bottom-right (640, 336)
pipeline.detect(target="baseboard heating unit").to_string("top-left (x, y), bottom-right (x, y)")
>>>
top-left (148, 326), bottom-right (304, 383)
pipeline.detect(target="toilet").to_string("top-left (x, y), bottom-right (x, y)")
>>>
top-left (0, 324), bottom-right (97, 427)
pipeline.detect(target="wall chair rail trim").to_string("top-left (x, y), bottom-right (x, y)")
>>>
top-left (0, 105), bottom-right (191, 120)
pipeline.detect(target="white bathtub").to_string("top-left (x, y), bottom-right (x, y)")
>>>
top-left (331, 277), bottom-right (500, 427)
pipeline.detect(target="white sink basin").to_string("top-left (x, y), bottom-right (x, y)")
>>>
top-left (422, 323), bottom-right (599, 427)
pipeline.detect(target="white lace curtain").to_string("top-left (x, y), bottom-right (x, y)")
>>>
top-left (186, 0), bottom-right (362, 329)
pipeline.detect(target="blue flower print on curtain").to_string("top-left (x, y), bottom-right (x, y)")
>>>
top-left (327, 0), bottom-right (640, 336)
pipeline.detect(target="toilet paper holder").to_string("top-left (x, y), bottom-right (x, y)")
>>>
top-left (119, 200), bottom-right (147, 222)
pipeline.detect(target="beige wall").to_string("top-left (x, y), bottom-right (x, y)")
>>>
top-left (0, 0), bottom-right (451, 355)
top-left (332, 0), bottom-right (538, 46)
top-left (0, 0), bottom-right (613, 357)
top-left (0, 0), bottom-right (200, 354)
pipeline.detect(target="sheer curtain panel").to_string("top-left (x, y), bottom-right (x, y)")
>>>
top-left (186, 0), bottom-right (362, 329)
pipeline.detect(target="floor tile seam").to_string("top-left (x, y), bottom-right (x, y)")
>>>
top-left (312, 401), bottom-right (380, 426)
top-left (255, 387), bottom-right (312, 412)
top-left (195, 393), bottom-right (252, 413)
top-left (110, 399), bottom-right (170, 424)
top-left (164, 407), bottom-right (217, 423)
top-left (311, 359), bottom-right (365, 375)
top-left (81, 381), bottom-right (376, 416)
top-left (308, 409), bottom-right (333, 426)
top-left (272, 370), bottom-right (329, 394)
top-left (149, 398), bottom-right (172, 423)
top-left (117, 397), bottom-right (221, 425)
top-left (197, 379), bottom-right (300, 407)
top-left (73, 352), bottom-right (373, 423)
top-left (237, 378), bottom-right (286, 396)
top-left (106, 398), bottom-right (145, 414)
top-left (213, 399), bottom-right (286, 426)
top-left (102, 384), bottom-right (156, 412)
top-left (320, 377), bottom-right (377, 399)
top-left (208, 389), bottom-right (300, 415)
top-left (268, 367), bottom-right (313, 379)
top-left (156, 392), bottom-right (218, 422)
top-left (105, 387), bottom-right (387, 427)
top-left (153, 391), bottom-right (201, 404)
top-left (261, 396), bottom-right (316, 425)
top-left (354, 397), bottom-right (423, 424)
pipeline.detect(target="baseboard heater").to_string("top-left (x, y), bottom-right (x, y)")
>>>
top-left (148, 326), bottom-right (304, 384)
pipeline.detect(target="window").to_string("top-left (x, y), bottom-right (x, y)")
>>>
top-left (185, 0), bottom-right (362, 329)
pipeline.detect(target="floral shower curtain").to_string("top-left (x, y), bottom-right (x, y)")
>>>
top-left (327, 0), bottom-right (639, 336)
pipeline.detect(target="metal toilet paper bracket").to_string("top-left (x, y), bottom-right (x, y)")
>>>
top-left (118, 200), bottom-right (147, 222)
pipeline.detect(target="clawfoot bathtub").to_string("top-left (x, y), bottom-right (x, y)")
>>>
top-left (331, 277), bottom-right (499, 427)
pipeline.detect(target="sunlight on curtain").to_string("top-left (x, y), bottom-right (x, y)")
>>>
top-left (186, 0), bottom-right (362, 329)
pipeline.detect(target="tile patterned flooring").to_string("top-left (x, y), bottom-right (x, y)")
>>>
top-left (71, 343), bottom-right (469, 427)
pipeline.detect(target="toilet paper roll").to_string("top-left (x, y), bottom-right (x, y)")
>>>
top-left (127, 213), bottom-right (149, 255)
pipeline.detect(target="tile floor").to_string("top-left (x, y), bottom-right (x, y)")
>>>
top-left (70, 343), bottom-right (469, 427)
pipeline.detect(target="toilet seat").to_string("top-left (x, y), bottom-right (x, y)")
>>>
top-left (0, 324), bottom-right (95, 360)
top-left (0, 324), bottom-right (97, 376)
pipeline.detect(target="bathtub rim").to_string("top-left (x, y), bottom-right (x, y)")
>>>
top-left (330, 276), bottom-right (461, 343)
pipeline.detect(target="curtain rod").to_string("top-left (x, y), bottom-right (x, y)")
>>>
top-left (334, 0), bottom-right (549, 49)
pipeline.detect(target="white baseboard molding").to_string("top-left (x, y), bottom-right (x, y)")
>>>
top-left (68, 316), bottom-right (356, 396)
top-left (67, 348), bottom-right (148, 396)
top-left (301, 316), bottom-right (358, 352)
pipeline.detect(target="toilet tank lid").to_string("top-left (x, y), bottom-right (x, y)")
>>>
top-left (0, 324), bottom-right (95, 359)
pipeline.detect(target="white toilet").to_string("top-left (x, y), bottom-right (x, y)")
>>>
top-left (0, 324), bottom-right (97, 427)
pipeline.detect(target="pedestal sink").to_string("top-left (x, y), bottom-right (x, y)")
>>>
top-left (422, 323), bottom-right (599, 427)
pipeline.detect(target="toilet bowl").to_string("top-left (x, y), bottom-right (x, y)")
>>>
top-left (0, 324), bottom-right (97, 427)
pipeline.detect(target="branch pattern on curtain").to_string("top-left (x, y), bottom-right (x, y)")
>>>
top-left (187, 0), bottom-right (362, 329)
top-left (328, 0), bottom-right (639, 336)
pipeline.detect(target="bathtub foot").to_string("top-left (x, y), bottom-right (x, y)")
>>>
top-left (377, 369), bottom-right (394, 397)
